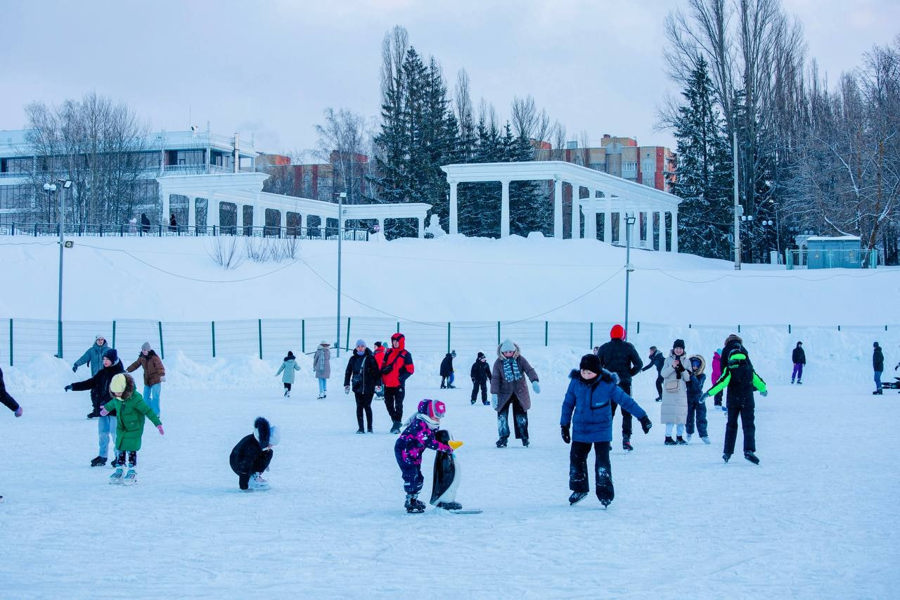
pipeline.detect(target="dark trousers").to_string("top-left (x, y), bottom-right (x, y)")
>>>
top-left (354, 391), bottom-right (374, 431)
top-left (792, 363), bottom-right (803, 382)
top-left (610, 381), bottom-right (633, 438)
top-left (714, 390), bottom-right (723, 406)
top-left (471, 379), bottom-right (488, 403)
top-left (384, 386), bottom-right (405, 423)
top-left (394, 447), bottom-right (424, 495)
top-left (724, 395), bottom-right (756, 455)
top-left (237, 449), bottom-right (273, 490)
top-left (654, 375), bottom-right (663, 399)
top-left (686, 397), bottom-right (708, 437)
top-left (283, 382), bottom-right (292, 391)
top-left (569, 441), bottom-right (613, 498)
top-left (497, 395), bottom-right (528, 442)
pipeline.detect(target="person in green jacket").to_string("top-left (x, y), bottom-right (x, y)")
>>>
top-left (101, 373), bottom-right (164, 484)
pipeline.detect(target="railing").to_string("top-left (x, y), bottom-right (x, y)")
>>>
top-left (785, 248), bottom-right (879, 269)
top-left (0, 222), bottom-right (369, 240)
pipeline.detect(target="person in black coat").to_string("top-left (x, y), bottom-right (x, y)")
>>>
top-left (791, 341), bottom-right (806, 384)
top-left (440, 350), bottom-right (456, 389)
top-left (596, 324), bottom-right (644, 451)
top-left (343, 340), bottom-right (383, 433)
top-left (66, 348), bottom-right (125, 466)
top-left (470, 351), bottom-right (492, 405)
top-left (140, 212), bottom-right (151, 234)
top-left (873, 342), bottom-right (885, 395)
top-left (640, 345), bottom-right (665, 401)
top-left (1, 366), bottom-right (22, 417)
top-left (230, 417), bottom-right (279, 491)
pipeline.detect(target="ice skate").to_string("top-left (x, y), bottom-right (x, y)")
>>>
top-left (622, 436), bottom-right (633, 452)
top-left (122, 468), bottom-right (137, 485)
top-left (568, 491), bottom-right (588, 505)
top-left (437, 501), bottom-right (463, 510)
top-left (722, 453), bottom-right (731, 463)
top-left (701, 436), bottom-right (711, 444)
top-left (744, 451), bottom-right (760, 465)
top-left (676, 436), bottom-right (687, 445)
top-left (90, 456), bottom-right (107, 467)
top-left (495, 438), bottom-right (508, 448)
top-left (109, 467), bottom-right (124, 484)
top-left (405, 494), bottom-right (425, 513)
top-left (249, 473), bottom-right (270, 490)
top-left (664, 436), bottom-right (676, 446)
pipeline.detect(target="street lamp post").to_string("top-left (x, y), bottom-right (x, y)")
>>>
top-left (47, 180), bottom-right (72, 358)
top-left (624, 213), bottom-right (636, 338)
top-left (733, 130), bottom-right (741, 270)
top-left (336, 192), bottom-right (346, 358)
top-left (741, 214), bottom-right (754, 264)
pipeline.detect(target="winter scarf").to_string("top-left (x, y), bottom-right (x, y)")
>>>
top-left (501, 357), bottom-right (523, 382)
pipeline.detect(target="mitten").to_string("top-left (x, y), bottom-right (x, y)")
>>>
top-left (760, 390), bottom-right (768, 397)
top-left (99, 408), bottom-right (109, 416)
top-left (64, 385), bottom-right (71, 392)
top-left (157, 424), bottom-right (165, 435)
top-left (532, 381), bottom-right (541, 394)
top-left (561, 425), bottom-right (570, 444)
top-left (72, 364), bottom-right (78, 373)
top-left (14, 406), bottom-right (23, 417)
top-left (639, 415), bottom-right (653, 434)
top-left (344, 386), bottom-right (350, 395)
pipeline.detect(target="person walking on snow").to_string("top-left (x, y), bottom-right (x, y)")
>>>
top-left (230, 417), bottom-right (279, 491)
top-left (596, 324), bottom-right (644, 451)
top-left (873, 342), bottom-right (884, 395)
top-left (661, 339), bottom-right (691, 445)
top-left (440, 350), bottom-right (456, 389)
top-left (1, 361), bottom-right (23, 502)
top-left (685, 354), bottom-right (709, 444)
top-left (641, 345), bottom-right (665, 402)
top-left (314, 341), bottom-right (331, 399)
top-left (126, 342), bottom-right (166, 416)
top-left (705, 334), bottom-right (767, 464)
top-left (275, 351), bottom-right (301, 397)
top-left (344, 340), bottom-right (382, 433)
top-left (394, 399), bottom-right (454, 513)
top-left (101, 373), bottom-right (164, 484)
top-left (380, 333), bottom-right (415, 434)
top-left (72, 334), bottom-right (110, 418)
top-left (560, 353), bottom-right (652, 506)
top-left (491, 339), bottom-right (540, 448)
top-left (710, 348), bottom-right (724, 409)
top-left (791, 341), bottom-right (806, 384)
top-left (66, 348), bottom-right (125, 467)
top-left (470, 351), bottom-right (492, 405)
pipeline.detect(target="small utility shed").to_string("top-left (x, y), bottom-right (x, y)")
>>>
top-left (805, 236), bottom-right (863, 268)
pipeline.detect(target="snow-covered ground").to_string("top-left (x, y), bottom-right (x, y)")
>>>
top-left (1, 234), bottom-right (899, 598)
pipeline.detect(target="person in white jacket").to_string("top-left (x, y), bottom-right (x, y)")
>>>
top-left (660, 339), bottom-right (691, 445)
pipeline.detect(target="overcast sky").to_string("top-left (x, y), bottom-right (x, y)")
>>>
top-left (1, 0), bottom-right (897, 157)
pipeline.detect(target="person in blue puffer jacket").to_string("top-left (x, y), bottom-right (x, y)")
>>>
top-left (560, 353), bottom-right (652, 507)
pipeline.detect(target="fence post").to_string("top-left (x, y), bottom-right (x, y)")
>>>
top-left (396, 321), bottom-right (400, 334)
top-left (788, 324), bottom-right (792, 334)
top-left (497, 321), bottom-right (501, 345)
top-left (258, 319), bottom-right (263, 360)
top-left (544, 321), bottom-right (549, 346)
top-left (637, 321), bottom-right (640, 334)
top-left (301, 319), bottom-right (305, 354)
top-left (158, 321), bottom-right (165, 360)
top-left (589, 322), bottom-right (593, 349)
top-left (9, 319), bottom-right (12, 367)
top-left (447, 322), bottom-right (451, 354)
top-left (211, 321), bottom-right (216, 358)
top-left (112, 320), bottom-right (117, 349)
top-left (737, 324), bottom-right (741, 333)
top-left (345, 317), bottom-right (351, 352)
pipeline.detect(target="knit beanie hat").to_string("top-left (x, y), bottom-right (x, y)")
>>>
top-left (499, 339), bottom-right (516, 353)
top-left (417, 399), bottom-right (446, 420)
top-left (141, 342), bottom-right (152, 352)
top-left (96, 334), bottom-right (106, 342)
top-left (103, 348), bottom-right (118, 363)
top-left (286, 351), bottom-right (295, 359)
top-left (610, 324), bottom-right (625, 339)
top-left (673, 339), bottom-right (685, 350)
top-left (109, 373), bottom-right (127, 395)
top-left (477, 351), bottom-right (486, 359)
top-left (579, 353), bottom-right (602, 375)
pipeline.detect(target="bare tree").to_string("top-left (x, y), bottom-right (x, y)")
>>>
top-left (314, 108), bottom-right (370, 204)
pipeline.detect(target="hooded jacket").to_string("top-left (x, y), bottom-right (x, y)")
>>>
top-left (313, 344), bottom-right (331, 379)
top-left (686, 354), bottom-right (707, 402)
top-left (439, 353), bottom-right (455, 377)
top-left (560, 368), bottom-right (648, 443)
top-left (230, 417), bottom-right (276, 490)
top-left (380, 334), bottom-right (414, 388)
top-left (70, 359), bottom-right (125, 413)
top-left (276, 355), bottom-right (301, 384)
top-left (126, 350), bottom-right (166, 387)
top-left (344, 348), bottom-right (382, 395)
top-left (103, 376), bottom-right (161, 452)
top-left (490, 342), bottom-right (539, 411)
top-left (660, 349), bottom-right (691, 424)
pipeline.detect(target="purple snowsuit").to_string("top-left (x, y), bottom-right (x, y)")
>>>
top-left (394, 417), bottom-right (453, 494)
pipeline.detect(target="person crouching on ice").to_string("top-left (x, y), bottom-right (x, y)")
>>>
top-left (230, 417), bottom-right (280, 491)
top-left (560, 354), bottom-right (652, 507)
top-left (394, 399), bottom-right (453, 513)
top-left (101, 373), bottom-right (164, 484)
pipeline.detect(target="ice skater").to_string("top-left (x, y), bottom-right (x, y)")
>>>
top-left (276, 351), bottom-right (301, 397)
top-left (230, 417), bottom-right (280, 491)
top-left (394, 399), bottom-right (453, 513)
top-left (101, 373), bottom-right (164, 484)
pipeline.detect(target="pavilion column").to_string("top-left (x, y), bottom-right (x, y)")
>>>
top-left (604, 197), bottom-right (612, 244)
top-left (208, 196), bottom-right (219, 228)
top-left (671, 210), bottom-right (679, 252)
top-left (553, 177), bottom-right (563, 239)
top-left (188, 196), bottom-right (197, 228)
top-left (161, 189), bottom-right (170, 226)
top-left (500, 179), bottom-right (510, 238)
top-left (417, 215), bottom-right (425, 238)
top-left (571, 185), bottom-right (580, 239)
top-left (449, 180), bottom-right (458, 235)
top-left (657, 211), bottom-right (663, 251)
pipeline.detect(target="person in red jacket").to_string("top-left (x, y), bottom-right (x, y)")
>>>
top-left (380, 333), bottom-right (415, 433)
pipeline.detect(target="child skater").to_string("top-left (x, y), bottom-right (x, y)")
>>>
top-left (394, 399), bottom-right (454, 513)
top-left (275, 351), bottom-right (301, 397)
top-left (469, 351), bottom-right (491, 405)
top-left (560, 353), bottom-right (652, 506)
top-left (101, 373), bottom-right (163, 485)
top-left (685, 355), bottom-right (709, 444)
top-left (230, 417), bottom-right (280, 491)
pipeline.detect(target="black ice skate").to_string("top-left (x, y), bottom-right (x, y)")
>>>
top-left (744, 451), bottom-right (760, 465)
top-left (569, 491), bottom-right (588, 505)
top-left (405, 494), bottom-right (425, 513)
top-left (596, 468), bottom-right (614, 507)
top-left (90, 456), bottom-right (107, 467)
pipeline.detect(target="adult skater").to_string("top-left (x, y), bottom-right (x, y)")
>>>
top-left (791, 342), bottom-right (806, 384)
top-left (125, 342), bottom-right (166, 416)
top-left (380, 333), bottom-right (414, 434)
top-left (469, 351), bottom-right (491, 405)
top-left (705, 334), bottom-right (767, 464)
top-left (66, 348), bottom-right (124, 467)
top-left (596, 324), bottom-right (644, 451)
top-left (314, 341), bottom-right (331, 399)
top-left (660, 339), bottom-right (691, 445)
top-left (343, 340), bottom-right (382, 433)
top-left (72, 334), bottom-right (110, 418)
top-left (439, 350), bottom-right (456, 389)
top-left (230, 417), bottom-right (280, 491)
top-left (560, 353), bottom-right (652, 506)
top-left (873, 342), bottom-right (884, 395)
top-left (640, 345), bottom-right (665, 402)
top-left (491, 339), bottom-right (540, 448)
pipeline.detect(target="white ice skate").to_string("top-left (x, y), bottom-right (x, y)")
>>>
top-left (249, 473), bottom-right (270, 491)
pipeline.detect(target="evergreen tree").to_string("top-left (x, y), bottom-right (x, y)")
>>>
top-left (670, 57), bottom-right (733, 259)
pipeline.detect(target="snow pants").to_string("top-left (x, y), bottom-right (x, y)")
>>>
top-left (354, 391), bottom-right (374, 431)
top-left (497, 395), bottom-right (528, 443)
top-left (234, 449), bottom-right (273, 490)
top-left (686, 396), bottom-right (708, 437)
top-left (791, 363), bottom-right (803, 383)
top-left (394, 448), bottom-right (424, 495)
top-left (610, 381), bottom-right (633, 438)
top-left (724, 394), bottom-right (756, 455)
top-left (569, 441), bottom-right (613, 502)
top-left (384, 386), bottom-right (405, 424)
top-left (471, 379), bottom-right (488, 404)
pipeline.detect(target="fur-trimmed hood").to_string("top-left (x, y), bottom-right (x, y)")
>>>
top-left (496, 340), bottom-right (521, 359)
top-left (687, 354), bottom-right (706, 375)
top-left (253, 417), bottom-right (280, 448)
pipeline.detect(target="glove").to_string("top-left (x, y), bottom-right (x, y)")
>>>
top-left (639, 415), bottom-right (653, 434)
top-left (760, 390), bottom-right (768, 397)
top-left (344, 386), bottom-right (350, 395)
top-left (157, 424), bottom-right (165, 435)
top-left (64, 385), bottom-right (72, 392)
top-left (532, 381), bottom-right (541, 394)
top-left (697, 394), bottom-right (705, 404)
top-left (14, 406), bottom-right (22, 417)
top-left (561, 425), bottom-right (570, 444)
top-left (72, 364), bottom-right (78, 373)
top-left (99, 407), bottom-right (109, 416)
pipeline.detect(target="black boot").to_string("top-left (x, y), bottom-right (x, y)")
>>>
top-left (744, 451), bottom-right (760, 465)
top-left (496, 437), bottom-right (508, 448)
top-left (405, 494), bottom-right (425, 513)
top-left (664, 436), bottom-right (676, 446)
top-left (676, 436), bottom-right (687, 445)
top-left (722, 453), bottom-right (731, 463)
top-left (622, 436), bottom-right (633, 451)
top-left (90, 456), bottom-right (107, 467)
top-left (568, 491), bottom-right (588, 505)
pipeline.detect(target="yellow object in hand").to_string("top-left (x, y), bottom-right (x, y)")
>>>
top-left (448, 440), bottom-right (464, 450)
